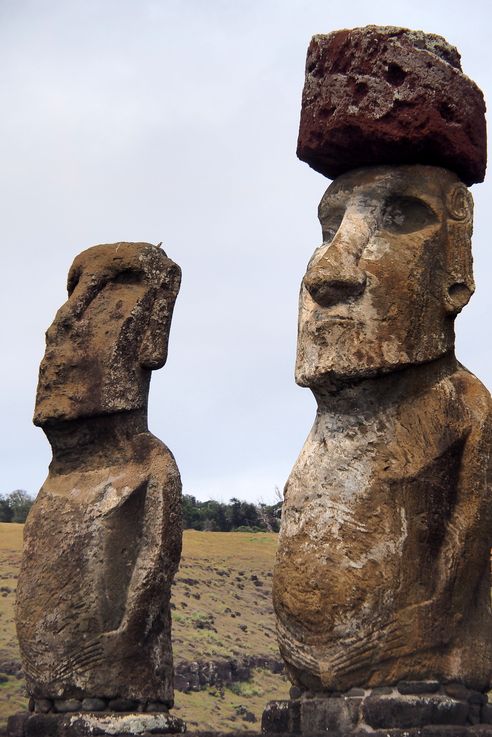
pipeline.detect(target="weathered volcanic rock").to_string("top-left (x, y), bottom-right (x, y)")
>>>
top-left (297, 26), bottom-right (486, 184)
top-left (33, 242), bottom-right (181, 424)
top-left (16, 243), bottom-right (184, 711)
top-left (7, 711), bottom-right (186, 736)
top-left (262, 687), bottom-right (491, 734)
top-left (273, 165), bottom-right (492, 693)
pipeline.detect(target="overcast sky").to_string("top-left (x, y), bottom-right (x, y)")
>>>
top-left (1, 0), bottom-right (490, 504)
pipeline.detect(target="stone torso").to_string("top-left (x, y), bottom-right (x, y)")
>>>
top-left (16, 432), bottom-right (182, 705)
top-left (274, 363), bottom-right (492, 692)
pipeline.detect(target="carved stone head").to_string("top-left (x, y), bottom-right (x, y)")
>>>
top-left (34, 242), bottom-right (181, 425)
top-left (295, 165), bottom-right (474, 389)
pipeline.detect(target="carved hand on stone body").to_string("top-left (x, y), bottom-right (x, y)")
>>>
top-left (17, 243), bottom-right (183, 710)
top-left (274, 165), bottom-right (492, 693)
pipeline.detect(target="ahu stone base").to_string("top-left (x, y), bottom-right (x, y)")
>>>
top-left (7, 711), bottom-right (186, 736)
top-left (262, 682), bottom-right (492, 736)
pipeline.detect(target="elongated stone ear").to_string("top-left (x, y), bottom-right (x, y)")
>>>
top-left (446, 182), bottom-right (473, 222)
top-left (444, 184), bottom-right (475, 314)
top-left (139, 262), bottom-right (181, 369)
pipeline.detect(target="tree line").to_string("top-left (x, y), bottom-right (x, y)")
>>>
top-left (0, 490), bottom-right (34, 523)
top-left (183, 495), bottom-right (281, 532)
top-left (0, 490), bottom-right (282, 532)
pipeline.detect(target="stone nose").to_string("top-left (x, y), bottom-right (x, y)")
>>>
top-left (304, 244), bottom-right (367, 307)
top-left (304, 207), bottom-right (377, 307)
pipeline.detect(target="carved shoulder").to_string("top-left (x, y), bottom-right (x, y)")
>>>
top-left (450, 367), bottom-right (492, 450)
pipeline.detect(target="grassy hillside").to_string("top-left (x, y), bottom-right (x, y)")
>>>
top-left (0, 523), bottom-right (24, 723)
top-left (0, 523), bottom-right (289, 731)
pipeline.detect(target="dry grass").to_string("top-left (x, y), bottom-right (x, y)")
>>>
top-left (0, 524), bottom-right (25, 724)
top-left (0, 524), bottom-right (23, 551)
top-left (0, 523), bottom-right (289, 731)
top-left (172, 530), bottom-right (280, 662)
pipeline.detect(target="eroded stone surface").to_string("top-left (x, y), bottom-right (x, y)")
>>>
top-left (273, 166), bottom-right (492, 694)
top-left (16, 243), bottom-right (183, 708)
top-left (297, 26), bottom-right (487, 184)
top-left (262, 689), bottom-right (492, 735)
top-left (33, 242), bottom-right (181, 424)
top-left (7, 711), bottom-right (186, 736)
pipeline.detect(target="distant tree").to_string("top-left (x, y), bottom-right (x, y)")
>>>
top-left (226, 497), bottom-right (244, 529)
top-left (202, 500), bottom-right (229, 531)
top-left (0, 495), bottom-right (14, 522)
top-left (3, 490), bottom-right (33, 523)
top-left (239, 500), bottom-right (260, 528)
top-left (182, 494), bottom-right (202, 529)
top-left (181, 493), bottom-right (282, 532)
top-left (257, 501), bottom-right (281, 532)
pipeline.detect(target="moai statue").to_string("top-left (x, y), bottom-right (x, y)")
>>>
top-left (12, 243), bottom-right (185, 736)
top-left (264, 27), bottom-right (492, 735)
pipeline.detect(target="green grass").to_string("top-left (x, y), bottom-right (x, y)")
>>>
top-left (0, 524), bottom-right (289, 731)
top-left (172, 669), bottom-right (286, 731)
top-left (228, 681), bottom-right (264, 698)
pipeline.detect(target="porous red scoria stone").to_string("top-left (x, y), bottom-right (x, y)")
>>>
top-left (297, 26), bottom-right (486, 185)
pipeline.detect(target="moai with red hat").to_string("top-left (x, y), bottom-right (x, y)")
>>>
top-left (263, 26), bottom-right (492, 736)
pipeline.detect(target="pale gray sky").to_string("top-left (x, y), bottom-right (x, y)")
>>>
top-left (1, 0), bottom-right (491, 503)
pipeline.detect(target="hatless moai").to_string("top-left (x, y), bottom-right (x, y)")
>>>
top-left (273, 27), bottom-right (491, 695)
top-left (16, 243), bottom-right (183, 719)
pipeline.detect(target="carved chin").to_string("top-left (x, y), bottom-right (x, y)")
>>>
top-left (295, 357), bottom-right (391, 389)
top-left (295, 323), bottom-right (451, 388)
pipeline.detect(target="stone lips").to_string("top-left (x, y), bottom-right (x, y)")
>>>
top-left (297, 26), bottom-right (487, 185)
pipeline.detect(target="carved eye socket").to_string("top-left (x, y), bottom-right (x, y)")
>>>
top-left (67, 267), bottom-right (82, 296)
top-left (381, 196), bottom-right (437, 234)
top-left (320, 207), bottom-right (345, 242)
top-left (113, 268), bottom-right (142, 285)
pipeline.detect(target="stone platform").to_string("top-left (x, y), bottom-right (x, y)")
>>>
top-left (6, 718), bottom-right (492, 737)
top-left (262, 682), bottom-right (492, 736)
top-left (7, 711), bottom-right (186, 736)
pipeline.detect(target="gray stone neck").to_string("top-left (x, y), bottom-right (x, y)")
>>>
top-left (312, 351), bottom-right (458, 417)
top-left (43, 409), bottom-right (149, 474)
